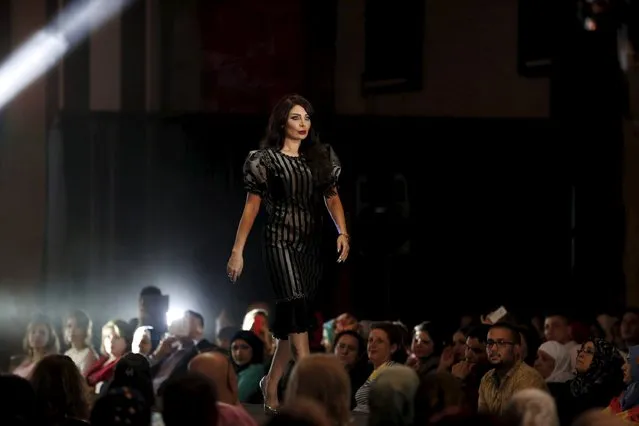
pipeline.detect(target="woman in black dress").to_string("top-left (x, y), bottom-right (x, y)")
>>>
top-left (227, 94), bottom-right (350, 412)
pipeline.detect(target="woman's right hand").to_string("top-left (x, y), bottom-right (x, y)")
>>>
top-left (227, 252), bottom-right (244, 282)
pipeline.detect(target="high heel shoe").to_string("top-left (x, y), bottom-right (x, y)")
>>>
top-left (259, 376), bottom-right (279, 415)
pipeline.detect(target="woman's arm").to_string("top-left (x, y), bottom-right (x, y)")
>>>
top-left (232, 193), bottom-right (262, 254)
top-left (227, 193), bottom-right (261, 281)
top-left (325, 193), bottom-right (347, 235)
top-left (325, 193), bottom-right (350, 262)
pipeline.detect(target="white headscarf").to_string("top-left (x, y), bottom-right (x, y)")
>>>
top-left (539, 341), bottom-right (574, 383)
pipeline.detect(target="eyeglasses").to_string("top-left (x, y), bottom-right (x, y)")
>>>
top-left (486, 340), bottom-right (515, 348)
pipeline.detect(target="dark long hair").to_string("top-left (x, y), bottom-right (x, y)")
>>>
top-left (370, 322), bottom-right (408, 364)
top-left (261, 94), bottom-right (333, 191)
top-left (31, 355), bottom-right (91, 423)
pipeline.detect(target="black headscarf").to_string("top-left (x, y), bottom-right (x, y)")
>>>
top-left (570, 338), bottom-right (625, 398)
top-left (230, 330), bottom-right (264, 372)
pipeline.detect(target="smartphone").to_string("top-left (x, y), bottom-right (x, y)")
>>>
top-left (487, 306), bottom-right (508, 324)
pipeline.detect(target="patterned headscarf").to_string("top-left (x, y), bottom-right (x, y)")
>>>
top-left (570, 338), bottom-right (624, 398)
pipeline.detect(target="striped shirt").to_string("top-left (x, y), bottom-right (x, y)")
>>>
top-left (353, 361), bottom-right (397, 413)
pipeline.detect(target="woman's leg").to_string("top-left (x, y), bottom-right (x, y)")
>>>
top-left (263, 338), bottom-right (291, 408)
top-left (288, 332), bottom-right (310, 361)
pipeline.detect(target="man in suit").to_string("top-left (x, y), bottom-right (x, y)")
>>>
top-left (151, 310), bottom-right (218, 395)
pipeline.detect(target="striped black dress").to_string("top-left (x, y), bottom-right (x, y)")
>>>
top-left (243, 146), bottom-right (341, 339)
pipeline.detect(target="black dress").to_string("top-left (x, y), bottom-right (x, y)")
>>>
top-left (243, 146), bottom-right (341, 339)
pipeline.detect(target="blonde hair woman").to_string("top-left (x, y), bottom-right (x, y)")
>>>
top-left (85, 319), bottom-right (132, 392)
top-left (12, 314), bottom-right (60, 379)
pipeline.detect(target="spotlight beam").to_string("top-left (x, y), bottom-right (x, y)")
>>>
top-left (0, 0), bottom-right (137, 110)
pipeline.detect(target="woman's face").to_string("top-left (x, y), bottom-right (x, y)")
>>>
top-left (28, 323), bottom-right (50, 349)
top-left (452, 331), bottom-right (466, 362)
top-left (368, 329), bottom-right (396, 366)
top-left (285, 105), bottom-right (311, 141)
top-left (576, 341), bottom-right (595, 374)
top-left (411, 331), bottom-right (434, 358)
top-left (64, 317), bottom-right (85, 345)
top-left (231, 338), bottom-right (253, 367)
top-left (334, 334), bottom-right (359, 367)
top-left (103, 327), bottom-right (126, 357)
top-left (132, 329), bottom-right (152, 355)
top-left (534, 350), bottom-right (556, 379)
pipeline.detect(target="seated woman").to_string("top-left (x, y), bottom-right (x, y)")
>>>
top-left (406, 321), bottom-right (441, 375)
top-left (550, 338), bottom-right (625, 424)
top-left (353, 322), bottom-right (406, 413)
top-left (85, 319), bottom-right (132, 393)
top-left (230, 330), bottom-right (266, 403)
top-left (13, 314), bottom-right (60, 379)
top-left (64, 310), bottom-right (98, 375)
top-left (131, 326), bottom-right (153, 357)
top-left (605, 344), bottom-right (639, 422)
top-left (242, 308), bottom-right (273, 359)
top-left (333, 330), bottom-right (371, 409)
top-left (534, 341), bottom-right (574, 383)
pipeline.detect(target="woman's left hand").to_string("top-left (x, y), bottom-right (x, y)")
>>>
top-left (337, 234), bottom-right (350, 263)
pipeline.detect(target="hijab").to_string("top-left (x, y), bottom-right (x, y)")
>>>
top-left (230, 330), bottom-right (264, 372)
top-left (570, 338), bottom-right (625, 398)
top-left (620, 345), bottom-right (639, 411)
top-left (539, 341), bottom-right (574, 383)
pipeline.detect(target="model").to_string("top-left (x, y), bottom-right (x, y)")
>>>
top-left (227, 94), bottom-right (350, 413)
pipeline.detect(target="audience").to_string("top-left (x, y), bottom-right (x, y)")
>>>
top-left (3, 296), bottom-right (639, 426)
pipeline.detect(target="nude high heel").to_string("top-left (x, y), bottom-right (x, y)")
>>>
top-left (259, 376), bottom-right (279, 415)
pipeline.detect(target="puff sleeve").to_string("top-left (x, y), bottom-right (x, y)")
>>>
top-left (243, 150), bottom-right (268, 197)
top-left (324, 144), bottom-right (342, 198)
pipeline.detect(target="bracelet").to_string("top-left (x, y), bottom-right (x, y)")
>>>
top-left (339, 233), bottom-right (350, 241)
